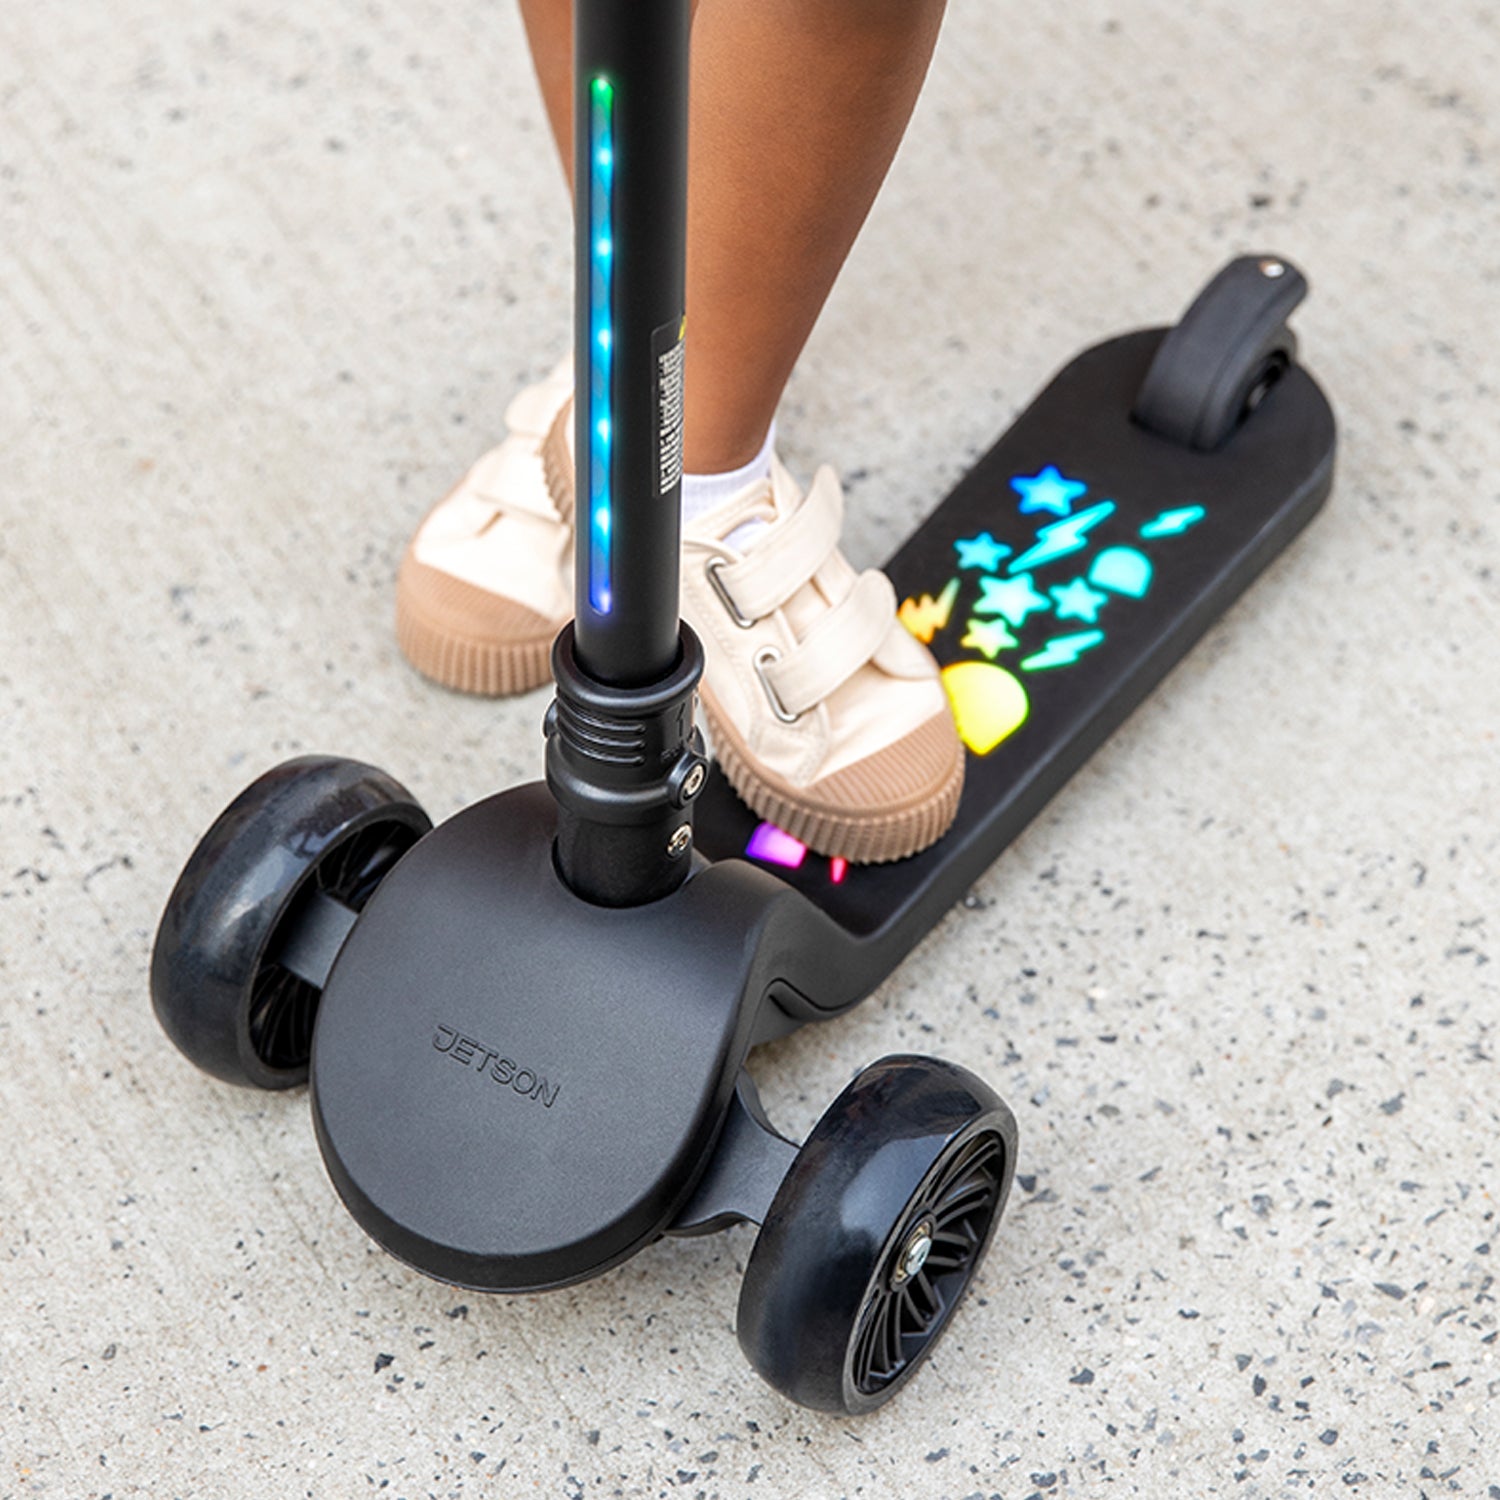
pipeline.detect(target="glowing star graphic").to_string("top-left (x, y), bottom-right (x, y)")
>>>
top-left (898, 577), bottom-right (961, 644)
top-left (1011, 465), bottom-right (1088, 517)
top-left (954, 531), bottom-right (1011, 572)
top-left (1049, 576), bottom-right (1110, 624)
top-left (1008, 500), bottom-right (1116, 575)
top-left (745, 822), bottom-right (807, 870)
top-left (941, 661), bottom-right (1030, 755)
top-left (1021, 630), bottom-right (1106, 672)
top-left (975, 572), bottom-right (1051, 628)
top-left (1089, 545), bottom-right (1153, 598)
top-left (1140, 505), bottom-right (1206, 539)
top-left (960, 617), bottom-right (1019, 660)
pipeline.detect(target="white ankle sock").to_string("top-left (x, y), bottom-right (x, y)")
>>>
top-left (681, 423), bottom-right (776, 551)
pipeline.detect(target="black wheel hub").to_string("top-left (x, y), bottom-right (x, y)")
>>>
top-left (850, 1129), bottom-right (1006, 1397)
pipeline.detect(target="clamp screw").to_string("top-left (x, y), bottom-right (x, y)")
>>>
top-left (682, 762), bottom-right (707, 800)
top-left (666, 824), bottom-right (693, 858)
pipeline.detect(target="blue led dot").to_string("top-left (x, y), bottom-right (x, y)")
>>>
top-left (596, 329), bottom-right (611, 350)
top-left (596, 418), bottom-right (610, 443)
top-left (595, 237), bottom-right (612, 258)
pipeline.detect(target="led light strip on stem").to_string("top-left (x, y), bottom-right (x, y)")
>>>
top-left (588, 75), bottom-right (615, 615)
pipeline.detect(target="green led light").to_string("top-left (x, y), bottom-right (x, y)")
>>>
top-left (587, 74), bottom-right (615, 614)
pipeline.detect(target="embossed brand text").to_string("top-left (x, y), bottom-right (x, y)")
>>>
top-left (431, 1024), bottom-right (561, 1108)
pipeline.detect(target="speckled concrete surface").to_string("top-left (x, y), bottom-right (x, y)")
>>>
top-left (3, 2), bottom-right (1498, 1496)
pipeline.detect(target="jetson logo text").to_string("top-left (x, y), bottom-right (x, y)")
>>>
top-left (431, 1025), bottom-right (561, 1109)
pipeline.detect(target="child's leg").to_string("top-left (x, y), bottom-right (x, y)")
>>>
top-left (399, 0), bottom-right (962, 862)
top-left (519, 0), bottom-right (948, 470)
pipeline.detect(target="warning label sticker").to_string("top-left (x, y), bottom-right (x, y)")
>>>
top-left (654, 317), bottom-right (685, 497)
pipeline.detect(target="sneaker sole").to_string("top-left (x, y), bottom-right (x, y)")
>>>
top-left (395, 549), bottom-right (560, 697)
top-left (700, 683), bottom-right (965, 865)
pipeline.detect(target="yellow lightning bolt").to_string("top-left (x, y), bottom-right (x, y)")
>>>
top-left (898, 577), bottom-right (961, 644)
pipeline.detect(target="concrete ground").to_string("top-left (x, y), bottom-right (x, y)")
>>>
top-left (3, 1), bottom-right (1497, 1495)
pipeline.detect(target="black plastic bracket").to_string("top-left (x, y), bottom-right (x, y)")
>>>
top-left (545, 622), bottom-right (709, 906)
top-left (270, 887), bottom-right (358, 989)
top-left (668, 1072), bottom-right (799, 1236)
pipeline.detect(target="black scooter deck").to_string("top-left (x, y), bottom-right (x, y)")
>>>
top-left (694, 325), bottom-right (1335, 987)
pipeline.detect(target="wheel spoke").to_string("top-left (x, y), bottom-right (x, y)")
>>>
top-left (314, 822), bottom-right (417, 910)
top-left (249, 965), bottom-right (319, 1070)
top-left (933, 1178), bottom-right (995, 1224)
top-left (922, 1245), bottom-right (969, 1273)
top-left (900, 1282), bottom-right (932, 1335)
top-left (932, 1135), bottom-right (1001, 1199)
top-left (882, 1289), bottom-right (904, 1375)
top-left (916, 1269), bottom-right (946, 1322)
top-left (853, 1304), bottom-right (881, 1388)
top-left (932, 1221), bottom-right (976, 1248)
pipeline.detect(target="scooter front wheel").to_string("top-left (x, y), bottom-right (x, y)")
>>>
top-left (150, 755), bottom-right (430, 1089)
top-left (736, 1055), bottom-right (1018, 1414)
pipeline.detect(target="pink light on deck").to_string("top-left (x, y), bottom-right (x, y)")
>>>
top-left (745, 822), bottom-right (807, 870)
top-left (829, 857), bottom-right (848, 884)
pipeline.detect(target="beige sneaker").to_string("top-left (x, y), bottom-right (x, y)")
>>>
top-left (398, 385), bottom-right (963, 863)
top-left (396, 358), bottom-right (575, 695)
top-left (680, 459), bottom-right (964, 864)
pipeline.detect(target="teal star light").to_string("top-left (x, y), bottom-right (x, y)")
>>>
top-left (954, 532), bottom-right (1011, 571)
top-left (1049, 576), bottom-right (1110, 624)
top-left (1011, 464), bottom-right (1087, 517)
top-left (975, 572), bottom-right (1051, 628)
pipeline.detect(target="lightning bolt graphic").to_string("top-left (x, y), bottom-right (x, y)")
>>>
top-left (1140, 505), bottom-right (1206, 539)
top-left (1008, 500), bottom-right (1116, 575)
top-left (1020, 630), bottom-right (1105, 672)
top-left (898, 576), bottom-right (961, 644)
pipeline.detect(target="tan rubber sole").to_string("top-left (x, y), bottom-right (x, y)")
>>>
top-left (395, 548), bottom-right (561, 696)
top-left (397, 569), bottom-right (962, 860)
top-left (700, 683), bottom-right (965, 865)
top-left (397, 404), bottom-right (576, 697)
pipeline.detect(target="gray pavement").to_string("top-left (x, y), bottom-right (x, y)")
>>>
top-left (2, 1), bottom-right (1497, 1495)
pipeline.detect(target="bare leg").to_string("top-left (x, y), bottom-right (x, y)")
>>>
top-left (517, 0), bottom-right (947, 470)
top-left (402, 0), bottom-right (960, 855)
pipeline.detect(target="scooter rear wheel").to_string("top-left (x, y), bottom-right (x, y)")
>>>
top-left (1132, 253), bottom-right (1306, 451)
top-left (150, 755), bottom-right (430, 1089)
top-left (736, 1055), bottom-right (1017, 1414)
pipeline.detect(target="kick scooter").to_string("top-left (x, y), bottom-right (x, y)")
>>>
top-left (150, 0), bottom-right (1336, 1414)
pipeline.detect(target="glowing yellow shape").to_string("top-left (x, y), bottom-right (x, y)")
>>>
top-left (941, 661), bottom-right (1030, 756)
top-left (960, 617), bottom-right (1018, 660)
top-left (898, 577), bottom-right (960, 644)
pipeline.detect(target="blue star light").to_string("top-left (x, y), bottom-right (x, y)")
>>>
top-left (975, 572), bottom-right (1051, 629)
top-left (954, 531), bottom-right (1011, 572)
top-left (1049, 576), bottom-right (1110, 624)
top-left (1011, 464), bottom-right (1087, 517)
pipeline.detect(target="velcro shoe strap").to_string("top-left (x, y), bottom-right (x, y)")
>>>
top-left (713, 464), bottom-right (844, 622)
top-left (761, 568), bottom-right (896, 718)
top-left (466, 399), bottom-right (575, 525)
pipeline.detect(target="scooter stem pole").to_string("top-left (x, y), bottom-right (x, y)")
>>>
top-left (572, 0), bottom-right (690, 686)
top-left (545, 0), bottom-right (706, 908)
